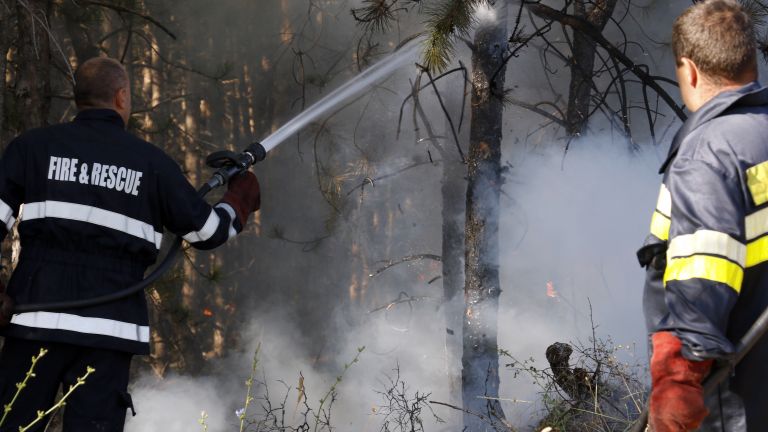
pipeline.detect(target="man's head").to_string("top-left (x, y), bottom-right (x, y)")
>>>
top-left (74, 57), bottom-right (131, 127)
top-left (673, 0), bottom-right (758, 112)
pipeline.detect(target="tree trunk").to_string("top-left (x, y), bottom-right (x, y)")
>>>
top-left (14, 0), bottom-right (52, 130)
top-left (0, 6), bottom-right (11, 141)
top-left (462, 3), bottom-right (508, 430)
top-left (565, 0), bottom-right (619, 136)
top-left (442, 155), bottom-right (465, 408)
top-left (412, 71), bottom-right (466, 409)
top-left (61, 2), bottom-right (101, 63)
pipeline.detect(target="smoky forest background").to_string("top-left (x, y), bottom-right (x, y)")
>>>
top-left (3, 0), bottom-right (768, 431)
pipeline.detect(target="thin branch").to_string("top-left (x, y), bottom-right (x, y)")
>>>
top-left (83, 0), bottom-right (177, 40)
top-left (17, 0), bottom-right (75, 84)
top-left (131, 93), bottom-right (193, 114)
top-left (417, 64), bottom-right (465, 162)
top-left (369, 254), bottom-right (442, 278)
top-left (344, 159), bottom-right (438, 197)
top-left (396, 66), bottom-right (468, 141)
top-left (528, 2), bottom-right (687, 121)
top-left (505, 96), bottom-right (567, 127)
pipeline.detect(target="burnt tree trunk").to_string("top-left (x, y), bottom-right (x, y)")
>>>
top-left (566, 0), bottom-right (618, 136)
top-left (462, 3), bottom-right (508, 430)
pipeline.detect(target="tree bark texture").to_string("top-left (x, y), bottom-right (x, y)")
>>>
top-left (61, 1), bottom-right (101, 63)
top-left (14, 0), bottom-right (53, 130)
top-left (0, 4), bottom-right (14, 146)
top-left (443, 156), bottom-right (466, 409)
top-left (462, 3), bottom-right (508, 430)
top-left (565, 0), bottom-right (618, 136)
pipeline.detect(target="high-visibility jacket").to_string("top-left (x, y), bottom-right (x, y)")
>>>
top-left (640, 82), bottom-right (768, 430)
top-left (0, 109), bottom-right (241, 354)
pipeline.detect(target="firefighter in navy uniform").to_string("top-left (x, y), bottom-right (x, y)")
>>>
top-left (0, 57), bottom-right (260, 431)
top-left (638, 1), bottom-right (768, 431)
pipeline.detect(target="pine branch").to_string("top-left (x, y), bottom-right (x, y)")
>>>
top-left (351, 0), bottom-right (400, 33)
top-left (423, 0), bottom-right (488, 72)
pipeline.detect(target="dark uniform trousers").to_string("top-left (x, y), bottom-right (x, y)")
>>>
top-left (0, 338), bottom-right (134, 432)
top-left (0, 109), bottom-right (240, 431)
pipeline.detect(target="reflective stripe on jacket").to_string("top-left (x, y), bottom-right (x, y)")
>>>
top-left (641, 82), bottom-right (768, 431)
top-left (0, 109), bottom-right (240, 354)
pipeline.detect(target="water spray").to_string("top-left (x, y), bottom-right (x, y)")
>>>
top-left (260, 36), bottom-right (422, 152)
top-left (10, 36), bottom-right (423, 315)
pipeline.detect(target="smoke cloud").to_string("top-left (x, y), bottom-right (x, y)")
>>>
top-left (121, 1), bottom-right (710, 431)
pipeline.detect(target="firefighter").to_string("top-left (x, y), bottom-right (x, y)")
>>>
top-left (638, 1), bottom-right (768, 430)
top-left (0, 57), bottom-right (260, 431)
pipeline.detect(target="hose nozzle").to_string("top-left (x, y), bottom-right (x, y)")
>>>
top-left (204, 142), bottom-right (267, 190)
top-left (245, 142), bottom-right (267, 163)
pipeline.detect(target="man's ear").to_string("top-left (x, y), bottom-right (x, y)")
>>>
top-left (679, 57), bottom-right (699, 89)
top-left (115, 87), bottom-right (130, 111)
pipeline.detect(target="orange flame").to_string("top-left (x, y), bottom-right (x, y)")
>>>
top-left (203, 308), bottom-right (214, 317)
top-left (546, 281), bottom-right (559, 299)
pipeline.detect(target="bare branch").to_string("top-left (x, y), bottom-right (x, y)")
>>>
top-left (528, 2), bottom-right (687, 121)
top-left (369, 254), bottom-right (442, 278)
top-left (83, 0), bottom-right (177, 40)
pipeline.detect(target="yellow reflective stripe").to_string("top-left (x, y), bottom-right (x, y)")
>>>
top-left (650, 211), bottom-right (670, 241)
top-left (746, 207), bottom-right (768, 241)
top-left (747, 236), bottom-right (768, 268)
top-left (656, 184), bottom-right (672, 217)
top-left (747, 161), bottom-right (768, 206)
top-left (667, 230), bottom-right (745, 265)
top-left (664, 255), bottom-right (744, 293)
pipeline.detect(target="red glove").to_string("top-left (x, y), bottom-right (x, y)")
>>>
top-left (649, 331), bottom-right (713, 432)
top-left (0, 282), bottom-right (14, 327)
top-left (219, 171), bottom-right (260, 227)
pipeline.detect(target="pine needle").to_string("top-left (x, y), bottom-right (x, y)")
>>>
top-left (423, 0), bottom-right (488, 72)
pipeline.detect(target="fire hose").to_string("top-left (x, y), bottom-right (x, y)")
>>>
top-left (8, 142), bottom-right (266, 314)
top-left (629, 304), bottom-right (768, 432)
top-left (3, 36), bottom-right (422, 316)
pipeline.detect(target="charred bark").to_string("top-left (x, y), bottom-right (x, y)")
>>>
top-left (565, 0), bottom-right (618, 136)
top-left (462, 3), bottom-right (508, 430)
top-left (545, 342), bottom-right (595, 402)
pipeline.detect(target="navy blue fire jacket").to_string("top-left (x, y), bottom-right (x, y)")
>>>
top-left (640, 82), bottom-right (768, 430)
top-left (0, 109), bottom-right (242, 354)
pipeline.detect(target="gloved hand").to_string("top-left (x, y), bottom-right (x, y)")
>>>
top-left (219, 171), bottom-right (260, 226)
top-left (0, 282), bottom-right (14, 327)
top-left (649, 331), bottom-right (713, 432)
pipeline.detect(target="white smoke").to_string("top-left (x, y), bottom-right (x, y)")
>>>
top-left (123, 0), bottom-right (693, 430)
top-left (125, 135), bottom-right (669, 432)
top-left (475, 3), bottom-right (499, 25)
top-left (496, 137), bottom-right (667, 426)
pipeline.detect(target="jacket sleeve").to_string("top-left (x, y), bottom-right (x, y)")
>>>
top-left (659, 156), bottom-right (745, 360)
top-left (157, 159), bottom-right (238, 250)
top-left (0, 138), bottom-right (26, 242)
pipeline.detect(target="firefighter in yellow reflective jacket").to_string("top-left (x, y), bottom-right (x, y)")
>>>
top-left (638, 1), bottom-right (768, 430)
